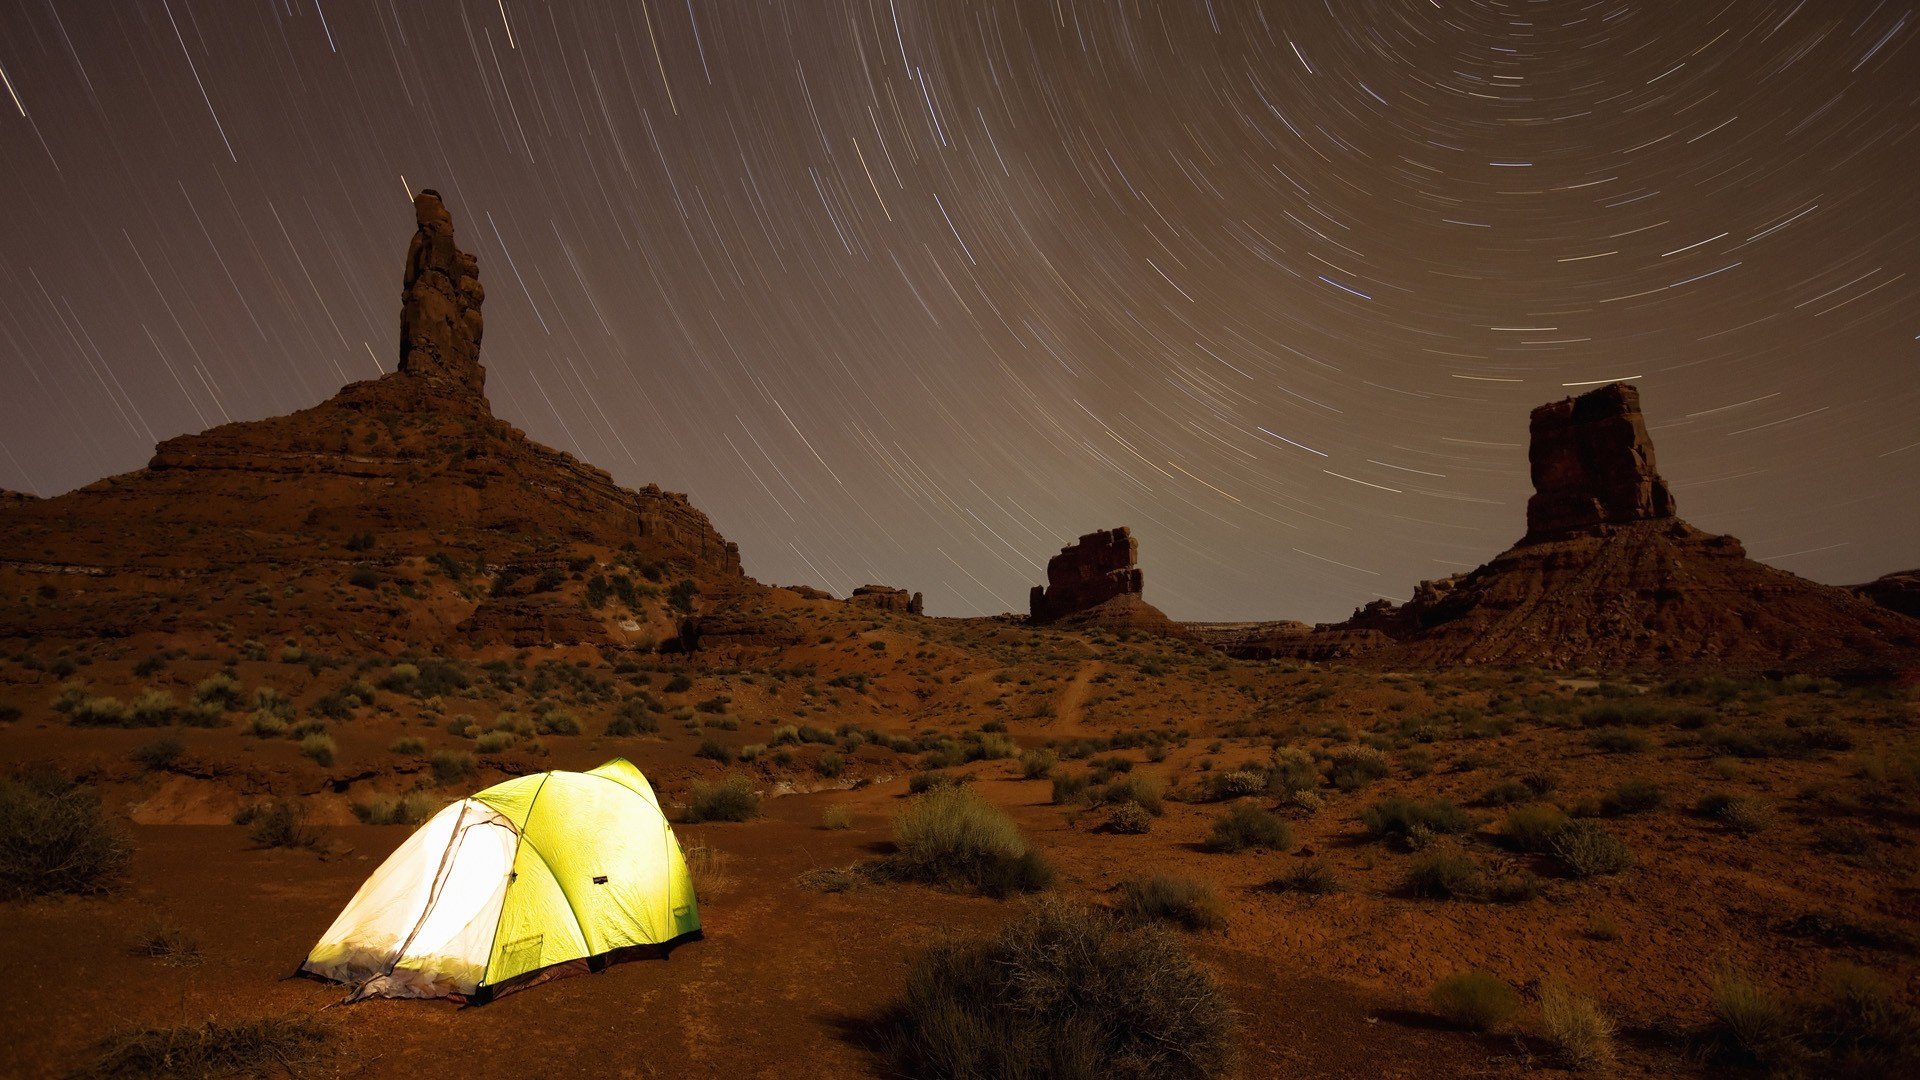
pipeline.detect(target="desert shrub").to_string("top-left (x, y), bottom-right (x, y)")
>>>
top-left (685, 775), bottom-right (760, 823)
top-left (695, 738), bottom-right (734, 763)
top-left (532, 708), bottom-right (579, 736)
top-left (1203, 803), bottom-right (1292, 854)
top-left (663, 673), bottom-right (694, 694)
top-left (1328, 746), bottom-right (1390, 791)
top-left (69, 695), bottom-right (133, 726)
top-left (881, 899), bottom-right (1234, 1080)
top-left (430, 749), bottom-right (475, 785)
top-left (816, 751), bottom-right (846, 778)
top-left (1711, 968), bottom-right (1790, 1065)
top-left (130, 919), bottom-right (203, 967)
top-left (83, 1014), bottom-right (332, 1079)
top-left (1050, 772), bottom-right (1091, 804)
top-left (1552, 821), bottom-right (1632, 877)
top-left (975, 733), bottom-right (1017, 760)
top-left (130, 689), bottom-right (178, 726)
top-left (247, 710), bottom-right (288, 738)
top-left (890, 787), bottom-right (1051, 897)
top-left (192, 673), bottom-right (245, 711)
top-left (242, 800), bottom-right (319, 849)
top-left (352, 792), bottom-right (440, 826)
top-left (1116, 874), bottom-right (1227, 931)
top-left (606, 698), bottom-right (660, 737)
top-left (1267, 857), bottom-right (1340, 894)
top-left (1105, 801), bottom-right (1153, 834)
top-left (1019, 749), bottom-right (1056, 779)
top-left (0, 776), bottom-right (130, 898)
top-left (298, 733), bottom-right (336, 767)
top-left (1600, 777), bottom-right (1664, 815)
top-left (1362, 797), bottom-right (1472, 842)
top-left (1587, 728), bottom-right (1650, 753)
top-left (1265, 747), bottom-right (1319, 796)
top-left (910, 771), bottom-right (967, 795)
top-left (131, 737), bottom-right (185, 772)
top-left (1405, 851), bottom-right (1488, 901)
top-left (1099, 772), bottom-right (1164, 815)
top-left (1696, 792), bottom-right (1774, 835)
top-left (821, 804), bottom-right (853, 830)
top-left (1429, 971), bottom-right (1520, 1031)
top-left (1539, 985), bottom-right (1616, 1072)
top-left (474, 731), bottom-right (516, 753)
top-left (1503, 804), bottom-right (1573, 853)
top-left (388, 737), bottom-right (425, 756)
top-left (1208, 769), bottom-right (1267, 800)
top-left (1481, 779), bottom-right (1533, 806)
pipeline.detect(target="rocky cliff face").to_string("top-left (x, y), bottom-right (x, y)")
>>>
top-left (1855, 570), bottom-right (1920, 620)
top-left (1210, 383), bottom-right (1919, 672)
top-left (0, 189), bottom-right (745, 649)
top-left (1525, 383), bottom-right (1675, 542)
top-left (1030, 527), bottom-right (1145, 623)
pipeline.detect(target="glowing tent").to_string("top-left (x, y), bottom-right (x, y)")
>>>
top-left (301, 759), bottom-right (700, 1003)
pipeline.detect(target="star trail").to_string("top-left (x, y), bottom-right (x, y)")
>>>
top-left (0, 0), bottom-right (1915, 620)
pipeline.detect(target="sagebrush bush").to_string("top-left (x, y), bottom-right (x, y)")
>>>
top-left (911, 771), bottom-right (967, 795)
top-left (85, 1014), bottom-right (333, 1079)
top-left (1711, 963), bottom-right (1919, 1074)
top-left (1273, 860), bottom-right (1342, 894)
top-left (0, 775), bottom-right (130, 899)
top-left (131, 736), bottom-right (185, 772)
top-left (1551, 821), bottom-right (1632, 877)
top-left (891, 787), bottom-right (1051, 897)
top-left (388, 737), bottom-right (425, 756)
top-left (1203, 803), bottom-right (1291, 853)
top-left (1099, 772), bottom-right (1164, 815)
top-left (1539, 985), bottom-right (1616, 1072)
top-left (1503, 804), bottom-right (1572, 853)
top-left (882, 899), bottom-right (1235, 1080)
top-left (1405, 851), bottom-right (1488, 901)
top-left (685, 775), bottom-right (760, 823)
top-left (1328, 746), bottom-right (1390, 791)
top-left (298, 733), bottom-right (336, 767)
top-left (352, 792), bottom-right (440, 826)
top-left (1116, 874), bottom-right (1227, 931)
top-left (1050, 772), bottom-right (1091, 804)
top-left (241, 800), bottom-right (319, 850)
top-left (429, 750), bottom-right (475, 785)
top-left (192, 673), bottom-right (245, 711)
top-left (1019, 749), bottom-right (1056, 779)
top-left (1429, 971), bottom-right (1520, 1031)
top-left (1696, 792), bottom-right (1774, 835)
top-left (1362, 797), bottom-right (1472, 842)
top-left (1105, 801), bottom-right (1153, 834)
top-left (1600, 777), bottom-right (1664, 815)
top-left (821, 804), bottom-right (853, 830)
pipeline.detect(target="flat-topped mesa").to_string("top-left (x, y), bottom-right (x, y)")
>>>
top-left (1523, 382), bottom-right (1674, 543)
top-left (397, 189), bottom-right (486, 395)
top-left (849, 584), bottom-right (924, 615)
top-left (1030, 526), bottom-right (1144, 623)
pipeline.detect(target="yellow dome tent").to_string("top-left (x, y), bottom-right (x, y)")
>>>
top-left (302, 759), bottom-right (700, 1003)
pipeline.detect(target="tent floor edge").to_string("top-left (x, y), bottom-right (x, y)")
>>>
top-left (468, 929), bottom-right (706, 1006)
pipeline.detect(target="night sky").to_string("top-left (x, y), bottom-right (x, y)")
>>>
top-left (0, 1), bottom-right (1915, 621)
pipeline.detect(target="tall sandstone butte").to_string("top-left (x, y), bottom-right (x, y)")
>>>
top-left (1525, 382), bottom-right (1675, 541)
top-left (1029, 527), bottom-right (1144, 623)
top-left (1201, 383), bottom-right (1920, 672)
top-left (397, 190), bottom-right (487, 394)
top-left (0, 188), bottom-right (746, 648)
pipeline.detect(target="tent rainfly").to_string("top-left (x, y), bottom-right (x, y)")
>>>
top-left (301, 759), bottom-right (701, 1003)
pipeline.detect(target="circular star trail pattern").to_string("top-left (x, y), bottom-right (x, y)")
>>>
top-left (0, 0), bottom-right (1915, 620)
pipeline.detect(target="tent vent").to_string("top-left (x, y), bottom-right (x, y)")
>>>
top-left (592, 875), bottom-right (608, 885)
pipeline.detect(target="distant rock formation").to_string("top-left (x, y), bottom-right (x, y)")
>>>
top-left (1030, 527), bottom-right (1145, 623)
top-left (0, 188), bottom-right (744, 648)
top-left (1525, 382), bottom-right (1675, 542)
top-left (849, 584), bottom-right (923, 615)
top-left (1209, 383), bottom-right (1920, 673)
top-left (397, 190), bottom-right (487, 395)
top-left (1855, 570), bottom-right (1920, 620)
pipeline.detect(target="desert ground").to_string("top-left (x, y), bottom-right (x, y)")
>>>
top-left (4, 596), bottom-right (1916, 1077)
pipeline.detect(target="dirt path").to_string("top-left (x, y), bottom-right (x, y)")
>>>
top-left (1054, 659), bottom-right (1103, 729)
